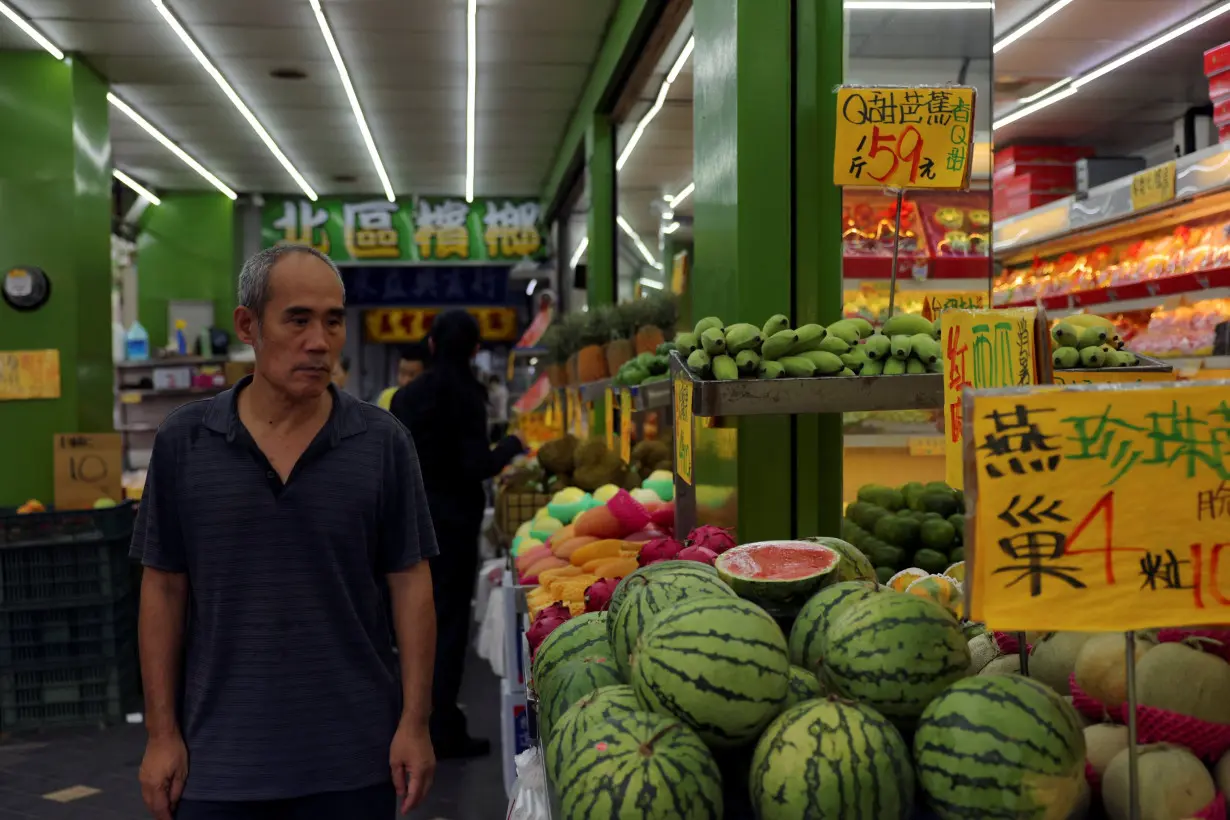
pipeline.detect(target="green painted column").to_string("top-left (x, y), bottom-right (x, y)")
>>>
top-left (795, 0), bottom-right (846, 538)
top-left (0, 52), bottom-right (112, 507)
top-left (692, 0), bottom-right (794, 543)
top-left (585, 115), bottom-right (616, 310)
top-left (137, 193), bottom-right (236, 347)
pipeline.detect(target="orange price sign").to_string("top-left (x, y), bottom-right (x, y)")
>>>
top-left (833, 86), bottom-right (976, 190)
top-left (605, 388), bottom-right (615, 451)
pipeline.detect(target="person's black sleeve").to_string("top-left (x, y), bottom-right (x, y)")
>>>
top-left (379, 423), bottom-right (440, 572)
top-left (129, 427), bottom-right (187, 573)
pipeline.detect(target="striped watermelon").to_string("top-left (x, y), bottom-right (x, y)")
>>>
top-left (609, 569), bottom-right (735, 679)
top-left (607, 560), bottom-right (723, 627)
top-left (544, 684), bottom-right (642, 785)
top-left (532, 611), bottom-right (609, 693)
top-left (750, 698), bottom-right (914, 819)
top-left (539, 656), bottom-right (623, 740)
top-left (783, 665), bottom-right (825, 709)
top-left (632, 595), bottom-right (789, 748)
top-left (714, 541), bottom-right (840, 607)
top-left (558, 710), bottom-right (723, 819)
top-left (914, 674), bottom-right (1087, 818)
top-left (787, 580), bottom-right (882, 671)
top-left (823, 593), bottom-right (970, 721)
top-left (804, 536), bottom-right (878, 583)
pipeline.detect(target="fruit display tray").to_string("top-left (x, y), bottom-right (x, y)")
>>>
top-left (621, 379), bottom-right (672, 412)
top-left (1053, 352), bottom-right (1174, 376)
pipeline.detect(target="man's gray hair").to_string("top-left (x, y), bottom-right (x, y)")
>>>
top-left (237, 245), bottom-right (345, 320)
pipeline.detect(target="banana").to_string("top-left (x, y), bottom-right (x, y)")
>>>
top-left (1076, 326), bottom-right (1108, 349)
top-left (910, 334), bottom-right (940, 364)
top-left (826, 320), bottom-right (861, 346)
top-left (882, 313), bottom-right (934, 337)
top-left (1051, 322), bottom-right (1079, 349)
top-left (839, 353), bottom-right (865, 374)
top-left (701, 327), bottom-right (727, 357)
top-left (758, 360), bottom-right (785, 379)
top-left (1104, 349), bottom-right (1131, 367)
top-left (687, 349), bottom-right (712, 377)
top-left (799, 351), bottom-right (845, 374)
top-left (890, 335), bottom-right (913, 360)
top-left (848, 317), bottom-right (875, 339)
top-left (838, 367), bottom-right (856, 377)
top-left (724, 323), bottom-right (763, 355)
top-left (712, 354), bottom-right (740, 380)
top-left (788, 324), bottom-right (828, 354)
top-left (1120, 350), bottom-right (1139, 366)
top-left (1066, 313), bottom-right (1116, 331)
top-left (779, 356), bottom-right (818, 378)
top-left (735, 349), bottom-right (762, 376)
top-left (863, 335), bottom-right (891, 361)
top-left (817, 335), bottom-right (851, 355)
top-left (694, 316), bottom-right (724, 337)
top-left (906, 358), bottom-right (926, 375)
top-left (762, 314), bottom-right (791, 337)
top-left (674, 332), bottom-right (699, 357)
top-left (761, 329), bottom-right (799, 361)
top-left (1079, 347), bottom-right (1106, 368)
top-left (926, 358), bottom-right (943, 373)
top-left (932, 317), bottom-right (943, 341)
top-left (883, 357), bottom-right (907, 375)
top-left (1052, 346), bottom-right (1080, 369)
top-left (861, 358), bottom-right (884, 376)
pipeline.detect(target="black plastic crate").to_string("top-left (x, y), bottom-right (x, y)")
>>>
top-left (0, 502), bottom-right (136, 548)
top-left (0, 654), bottom-right (138, 732)
top-left (0, 595), bottom-right (136, 666)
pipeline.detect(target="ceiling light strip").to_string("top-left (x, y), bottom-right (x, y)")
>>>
top-left (309, 0), bottom-right (394, 202)
top-left (617, 36), bottom-right (694, 172)
top-left (617, 216), bottom-right (663, 269)
top-left (993, 86), bottom-right (1079, 131)
top-left (666, 182), bottom-right (695, 208)
top-left (147, 0), bottom-right (316, 200)
top-left (113, 169), bottom-right (162, 206)
top-left (844, 1), bottom-right (993, 9)
top-left (466, 0), bottom-right (477, 202)
top-left (0, 0), bottom-right (63, 59)
top-left (107, 93), bottom-right (238, 199)
top-left (638, 277), bottom-right (665, 291)
top-left (994, 0), bottom-right (1076, 54)
top-left (570, 237), bottom-right (589, 269)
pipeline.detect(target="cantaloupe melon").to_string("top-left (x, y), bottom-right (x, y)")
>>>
top-left (1084, 724), bottom-right (1128, 777)
top-left (1214, 748), bottom-right (1230, 795)
top-left (979, 654), bottom-right (1021, 676)
top-left (1074, 634), bottom-right (1152, 709)
top-left (1136, 640), bottom-right (1230, 724)
top-left (1030, 632), bottom-right (1096, 695)
top-left (1103, 744), bottom-right (1215, 820)
top-left (967, 633), bottom-right (998, 673)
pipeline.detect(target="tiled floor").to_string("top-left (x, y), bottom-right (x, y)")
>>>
top-left (0, 652), bottom-right (508, 819)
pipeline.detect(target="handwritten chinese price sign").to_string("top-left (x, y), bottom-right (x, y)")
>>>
top-left (942, 308), bottom-right (1040, 489)
top-left (1052, 369), bottom-right (1177, 386)
top-left (1130, 161), bottom-right (1176, 212)
top-left (605, 388), bottom-right (616, 451)
top-left (965, 381), bottom-right (1230, 632)
top-left (833, 86), bottom-right (976, 190)
top-left (620, 390), bottom-right (634, 464)
top-left (0, 349), bottom-right (61, 401)
top-left (921, 291), bottom-right (987, 321)
top-left (674, 373), bottom-right (694, 486)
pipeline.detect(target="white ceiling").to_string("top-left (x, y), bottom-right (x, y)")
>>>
top-left (849, 7), bottom-right (992, 60)
top-left (995, 0), bottom-right (1230, 153)
top-left (0, 0), bottom-right (618, 196)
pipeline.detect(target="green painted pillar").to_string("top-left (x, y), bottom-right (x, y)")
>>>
top-left (795, 1), bottom-right (846, 537)
top-left (586, 115), bottom-right (616, 310)
top-left (692, 0), bottom-right (794, 543)
top-left (137, 193), bottom-right (236, 347)
top-left (0, 53), bottom-right (112, 507)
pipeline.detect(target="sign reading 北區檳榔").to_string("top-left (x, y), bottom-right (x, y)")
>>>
top-left (261, 196), bottom-right (546, 263)
top-left (964, 381), bottom-right (1230, 632)
top-left (833, 86), bottom-right (977, 190)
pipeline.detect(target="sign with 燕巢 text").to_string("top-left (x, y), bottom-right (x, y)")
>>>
top-left (965, 381), bottom-right (1230, 631)
top-left (833, 86), bottom-right (977, 190)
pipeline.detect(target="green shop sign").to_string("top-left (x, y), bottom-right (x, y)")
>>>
top-left (261, 196), bottom-right (546, 263)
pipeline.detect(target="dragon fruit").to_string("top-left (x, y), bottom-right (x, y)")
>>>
top-left (677, 545), bottom-right (718, 566)
top-left (584, 578), bottom-right (619, 612)
top-left (624, 528), bottom-right (665, 543)
top-left (527, 603), bottom-right (571, 656)
top-left (650, 501), bottom-right (675, 531)
top-left (687, 525), bottom-right (736, 554)
top-left (607, 489), bottom-right (651, 534)
top-left (637, 537), bottom-right (684, 567)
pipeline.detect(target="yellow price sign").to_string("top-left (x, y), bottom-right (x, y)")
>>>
top-left (833, 86), bottom-right (976, 190)
top-left (605, 388), bottom-right (615, 450)
top-left (0, 349), bottom-right (61, 401)
top-left (1052, 369), bottom-right (1176, 386)
top-left (908, 436), bottom-right (945, 457)
top-left (942, 308), bottom-right (1040, 489)
top-left (673, 373), bottom-right (693, 486)
top-left (1130, 160), bottom-right (1176, 212)
top-left (921, 291), bottom-right (987, 321)
top-left (620, 390), bottom-right (633, 463)
top-left (965, 381), bottom-right (1230, 631)
top-left (565, 388), bottom-right (579, 436)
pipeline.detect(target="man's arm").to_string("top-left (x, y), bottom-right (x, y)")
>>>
top-left (139, 568), bottom-right (188, 739)
top-left (388, 563), bottom-right (435, 730)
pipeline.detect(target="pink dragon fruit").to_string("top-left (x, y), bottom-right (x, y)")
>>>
top-left (527, 603), bottom-right (571, 656)
top-left (584, 578), bottom-right (620, 612)
top-left (676, 545), bottom-right (718, 566)
top-left (649, 501), bottom-right (675, 530)
top-left (637, 537), bottom-right (684, 567)
top-left (686, 525), bottom-right (736, 554)
top-left (624, 528), bottom-right (665, 543)
top-left (607, 489), bottom-right (652, 534)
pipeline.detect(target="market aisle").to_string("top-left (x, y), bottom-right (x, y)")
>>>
top-left (0, 650), bottom-right (506, 819)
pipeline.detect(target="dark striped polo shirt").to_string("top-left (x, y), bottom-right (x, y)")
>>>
top-left (129, 376), bottom-right (439, 801)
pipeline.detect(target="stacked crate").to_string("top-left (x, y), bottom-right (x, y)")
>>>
top-left (0, 503), bottom-right (139, 732)
top-left (1205, 42), bottom-right (1230, 142)
top-left (993, 145), bottom-right (1093, 218)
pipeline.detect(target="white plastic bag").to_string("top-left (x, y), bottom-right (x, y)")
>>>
top-left (506, 747), bottom-right (551, 820)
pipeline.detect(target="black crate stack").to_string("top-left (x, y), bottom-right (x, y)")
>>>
top-left (0, 502), bottom-right (139, 733)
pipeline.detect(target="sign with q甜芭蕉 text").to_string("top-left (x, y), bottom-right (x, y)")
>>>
top-left (833, 86), bottom-right (976, 190)
top-left (964, 381), bottom-right (1230, 631)
top-left (261, 196), bottom-right (546, 264)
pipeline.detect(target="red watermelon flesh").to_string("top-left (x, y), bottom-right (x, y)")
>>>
top-left (715, 541), bottom-right (840, 606)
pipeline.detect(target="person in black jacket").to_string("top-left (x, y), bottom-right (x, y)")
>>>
top-left (390, 310), bottom-right (523, 759)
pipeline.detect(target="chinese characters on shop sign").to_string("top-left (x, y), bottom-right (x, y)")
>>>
top-left (965, 382), bottom-right (1230, 631)
top-left (674, 372), bottom-right (694, 486)
top-left (920, 291), bottom-right (987, 321)
top-left (833, 86), bottom-right (977, 190)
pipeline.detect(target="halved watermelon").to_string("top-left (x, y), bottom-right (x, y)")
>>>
top-left (715, 541), bottom-right (840, 607)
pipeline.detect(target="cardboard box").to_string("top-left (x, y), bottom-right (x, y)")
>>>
top-left (53, 433), bottom-right (123, 510)
top-left (1205, 41), bottom-right (1230, 77)
top-left (994, 145), bottom-right (1094, 171)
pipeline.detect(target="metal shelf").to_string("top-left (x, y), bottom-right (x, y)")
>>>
top-left (622, 379), bottom-right (671, 412)
top-left (115, 356), bottom-right (230, 370)
top-left (575, 378), bottom-right (613, 404)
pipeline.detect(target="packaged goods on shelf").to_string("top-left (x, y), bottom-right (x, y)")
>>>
top-left (842, 191), bottom-right (990, 281)
top-left (1130, 299), bottom-right (1230, 358)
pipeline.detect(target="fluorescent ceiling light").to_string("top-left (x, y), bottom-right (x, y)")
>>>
top-left (112, 169), bottom-right (161, 205)
top-left (993, 86), bottom-right (1078, 131)
top-left (617, 37), bottom-right (694, 172)
top-left (526, 279), bottom-right (537, 296)
top-left (994, 0), bottom-right (1075, 53)
top-left (638, 277), bottom-right (665, 291)
top-left (665, 182), bottom-right (695, 208)
top-left (844, 1), bottom-right (993, 8)
top-left (662, 222), bottom-right (681, 234)
top-left (570, 237), bottom-right (589, 269)
top-left (148, 0), bottom-right (316, 200)
top-left (0, 0), bottom-right (63, 59)
top-left (617, 216), bottom-right (663, 270)
top-left (465, 0), bottom-right (477, 202)
top-left (309, 0), bottom-right (394, 202)
top-left (1018, 77), bottom-right (1072, 105)
top-left (107, 93), bottom-right (238, 200)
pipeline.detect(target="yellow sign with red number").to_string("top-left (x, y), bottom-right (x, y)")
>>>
top-left (966, 381), bottom-right (1230, 631)
top-left (834, 86), bottom-right (976, 190)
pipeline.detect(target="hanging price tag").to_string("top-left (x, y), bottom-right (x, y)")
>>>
top-left (605, 388), bottom-right (615, 450)
top-left (673, 373), bottom-right (693, 485)
top-left (620, 390), bottom-right (633, 463)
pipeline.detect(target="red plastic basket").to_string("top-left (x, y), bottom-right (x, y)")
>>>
top-left (994, 631), bottom-right (1033, 656)
top-left (1126, 704), bottom-right (1230, 762)
top-left (1197, 793), bottom-right (1228, 820)
top-left (1155, 629), bottom-right (1230, 663)
top-left (1084, 760), bottom-right (1100, 793)
top-left (1068, 673), bottom-right (1119, 723)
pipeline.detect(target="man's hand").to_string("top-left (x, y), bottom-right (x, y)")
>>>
top-left (138, 734), bottom-right (188, 820)
top-left (390, 721), bottom-right (436, 815)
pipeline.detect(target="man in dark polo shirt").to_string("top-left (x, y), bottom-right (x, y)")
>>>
top-left (131, 245), bottom-right (439, 819)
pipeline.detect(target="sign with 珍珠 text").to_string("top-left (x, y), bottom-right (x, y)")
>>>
top-left (965, 381), bottom-right (1230, 632)
top-left (833, 86), bottom-right (976, 190)
top-left (262, 196), bottom-right (546, 263)
top-left (942, 308), bottom-right (1040, 490)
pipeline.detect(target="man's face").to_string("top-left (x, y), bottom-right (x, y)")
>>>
top-left (397, 358), bottom-right (424, 387)
top-left (234, 253), bottom-right (346, 400)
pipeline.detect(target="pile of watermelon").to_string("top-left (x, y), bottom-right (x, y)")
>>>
top-left (531, 535), bottom-right (1095, 820)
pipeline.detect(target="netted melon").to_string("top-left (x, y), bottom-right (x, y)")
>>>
top-left (1030, 632), bottom-right (1096, 695)
top-left (1136, 640), bottom-right (1230, 725)
top-left (979, 654), bottom-right (1021, 676)
top-left (1084, 724), bottom-right (1128, 777)
top-left (1074, 634), bottom-right (1152, 709)
top-left (967, 633), bottom-right (998, 673)
top-left (1103, 744), bottom-right (1215, 820)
